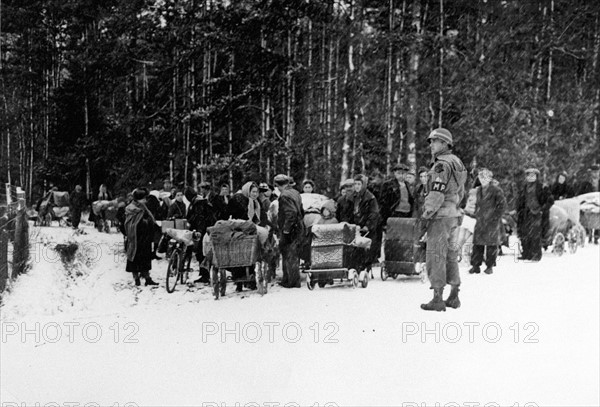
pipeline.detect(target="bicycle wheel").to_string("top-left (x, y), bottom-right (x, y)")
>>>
top-left (166, 250), bottom-right (180, 293)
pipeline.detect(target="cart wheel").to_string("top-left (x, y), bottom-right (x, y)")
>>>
top-left (318, 281), bottom-right (326, 288)
top-left (306, 273), bottom-right (315, 290)
top-left (391, 273), bottom-right (398, 279)
top-left (165, 250), bottom-right (180, 293)
top-left (360, 270), bottom-right (368, 288)
top-left (381, 264), bottom-right (388, 281)
top-left (350, 269), bottom-right (358, 288)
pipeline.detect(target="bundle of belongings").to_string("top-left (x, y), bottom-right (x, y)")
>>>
top-left (577, 192), bottom-right (600, 229)
top-left (92, 199), bottom-right (119, 215)
top-left (165, 228), bottom-right (196, 247)
top-left (310, 222), bottom-right (371, 269)
top-left (203, 220), bottom-right (274, 268)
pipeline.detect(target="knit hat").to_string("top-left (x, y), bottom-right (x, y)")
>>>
top-left (427, 128), bottom-right (453, 146)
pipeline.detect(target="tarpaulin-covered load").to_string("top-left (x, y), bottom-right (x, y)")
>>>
top-left (577, 192), bottom-right (600, 229)
top-left (547, 205), bottom-right (572, 240)
top-left (310, 223), bottom-right (360, 269)
top-left (554, 198), bottom-right (580, 224)
top-left (302, 193), bottom-right (329, 213)
top-left (53, 207), bottom-right (70, 218)
top-left (92, 199), bottom-right (119, 215)
top-left (52, 191), bottom-right (70, 208)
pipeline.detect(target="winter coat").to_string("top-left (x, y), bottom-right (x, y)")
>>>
top-left (69, 190), bottom-right (87, 211)
top-left (187, 196), bottom-right (217, 234)
top-left (228, 193), bottom-right (251, 221)
top-left (167, 200), bottom-right (187, 219)
top-left (336, 193), bottom-right (354, 223)
top-left (550, 173), bottom-right (574, 200)
top-left (473, 184), bottom-right (507, 246)
top-left (422, 148), bottom-right (468, 219)
top-left (125, 200), bottom-right (155, 272)
top-left (379, 178), bottom-right (415, 224)
top-left (577, 178), bottom-right (600, 195)
top-left (516, 181), bottom-right (554, 240)
top-left (212, 195), bottom-right (230, 221)
top-left (277, 186), bottom-right (305, 240)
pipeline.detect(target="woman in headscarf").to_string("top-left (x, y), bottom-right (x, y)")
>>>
top-left (125, 188), bottom-right (159, 286)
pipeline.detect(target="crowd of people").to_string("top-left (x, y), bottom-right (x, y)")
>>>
top-left (44, 129), bottom-right (599, 309)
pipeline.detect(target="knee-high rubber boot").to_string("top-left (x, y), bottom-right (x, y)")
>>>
top-left (445, 285), bottom-right (461, 309)
top-left (421, 288), bottom-right (446, 312)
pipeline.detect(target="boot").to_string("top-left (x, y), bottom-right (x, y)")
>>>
top-left (468, 266), bottom-right (480, 274)
top-left (421, 288), bottom-right (446, 312)
top-left (445, 285), bottom-right (461, 309)
top-left (133, 272), bottom-right (141, 287)
top-left (142, 271), bottom-right (159, 286)
top-left (483, 266), bottom-right (493, 274)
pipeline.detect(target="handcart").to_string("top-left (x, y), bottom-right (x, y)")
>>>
top-left (209, 233), bottom-right (267, 300)
top-left (301, 223), bottom-right (371, 290)
top-left (381, 217), bottom-right (426, 281)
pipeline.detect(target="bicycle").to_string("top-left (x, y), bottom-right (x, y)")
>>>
top-left (165, 230), bottom-right (201, 293)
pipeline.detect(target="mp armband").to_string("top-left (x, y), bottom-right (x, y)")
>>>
top-left (431, 181), bottom-right (447, 192)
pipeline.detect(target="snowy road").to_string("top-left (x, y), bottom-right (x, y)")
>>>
top-left (1, 225), bottom-right (599, 407)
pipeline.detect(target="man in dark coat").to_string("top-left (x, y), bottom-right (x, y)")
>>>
top-left (125, 188), bottom-right (158, 287)
top-left (167, 190), bottom-right (187, 219)
top-left (212, 183), bottom-right (231, 221)
top-left (69, 185), bottom-right (87, 229)
top-left (336, 179), bottom-right (355, 223)
top-left (185, 187), bottom-right (215, 284)
top-left (275, 174), bottom-right (305, 288)
top-left (352, 174), bottom-right (382, 267)
top-left (379, 163), bottom-right (414, 225)
top-left (469, 168), bottom-right (506, 274)
top-left (516, 168), bottom-right (554, 261)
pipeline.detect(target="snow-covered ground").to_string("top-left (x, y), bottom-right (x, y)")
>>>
top-left (1, 223), bottom-right (599, 407)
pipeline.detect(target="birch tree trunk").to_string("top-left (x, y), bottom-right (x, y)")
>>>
top-left (406, 0), bottom-right (422, 170)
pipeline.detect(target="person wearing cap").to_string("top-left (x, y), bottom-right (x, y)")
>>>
top-left (468, 168), bottom-right (506, 275)
top-left (336, 179), bottom-right (355, 223)
top-left (274, 174), bottom-right (305, 288)
top-left (185, 186), bottom-right (215, 284)
top-left (352, 174), bottom-right (382, 268)
top-left (516, 167), bottom-right (554, 261)
top-left (379, 163), bottom-right (414, 225)
top-left (420, 128), bottom-right (467, 312)
top-left (125, 188), bottom-right (159, 287)
top-left (405, 169), bottom-right (417, 196)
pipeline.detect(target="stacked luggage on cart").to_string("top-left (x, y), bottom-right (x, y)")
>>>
top-left (302, 222), bottom-right (371, 290)
top-left (381, 217), bottom-right (426, 281)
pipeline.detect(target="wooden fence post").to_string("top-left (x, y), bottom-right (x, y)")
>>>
top-left (12, 208), bottom-right (29, 278)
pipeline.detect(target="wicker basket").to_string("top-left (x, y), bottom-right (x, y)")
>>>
top-left (311, 244), bottom-right (359, 269)
top-left (212, 235), bottom-right (259, 268)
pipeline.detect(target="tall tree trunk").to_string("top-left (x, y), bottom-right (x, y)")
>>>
top-left (406, 0), bottom-right (422, 170)
top-left (385, 0), bottom-right (394, 176)
top-left (438, 0), bottom-right (444, 127)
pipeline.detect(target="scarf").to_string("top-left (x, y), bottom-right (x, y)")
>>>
top-left (241, 181), bottom-right (261, 224)
top-left (125, 200), bottom-right (156, 262)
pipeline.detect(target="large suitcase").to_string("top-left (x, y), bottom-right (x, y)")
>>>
top-left (385, 217), bottom-right (418, 276)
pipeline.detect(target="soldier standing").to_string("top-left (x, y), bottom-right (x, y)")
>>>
top-left (420, 128), bottom-right (467, 312)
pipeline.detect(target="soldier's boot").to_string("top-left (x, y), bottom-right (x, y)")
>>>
top-left (468, 266), bottom-right (480, 274)
top-left (421, 288), bottom-right (446, 312)
top-left (445, 285), bottom-right (461, 309)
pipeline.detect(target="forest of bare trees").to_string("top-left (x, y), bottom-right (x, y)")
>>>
top-left (1, 0), bottom-right (598, 200)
